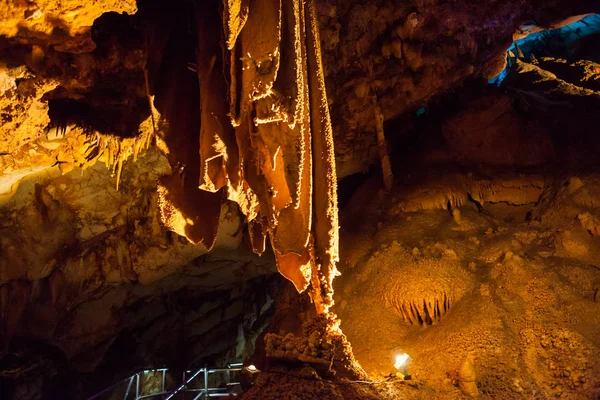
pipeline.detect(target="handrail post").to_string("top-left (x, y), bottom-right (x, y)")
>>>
top-left (87, 362), bottom-right (245, 400)
top-left (203, 368), bottom-right (208, 400)
top-left (164, 368), bottom-right (203, 400)
top-left (123, 376), bottom-right (135, 400)
top-left (135, 373), bottom-right (140, 400)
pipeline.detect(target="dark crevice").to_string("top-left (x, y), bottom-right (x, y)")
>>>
top-left (467, 193), bottom-right (484, 212)
top-left (39, 10), bottom-right (150, 138)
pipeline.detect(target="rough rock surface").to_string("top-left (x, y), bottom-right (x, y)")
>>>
top-left (317, 0), bottom-right (599, 175)
top-left (0, 0), bottom-right (137, 52)
top-left (0, 146), bottom-right (277, 374)
top-left (335, 170), bottom-right (600, 399)
top-left (1, 0), bottom-right (600, 399)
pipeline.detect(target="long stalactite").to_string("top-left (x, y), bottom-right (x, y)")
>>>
top-left (156, 0), bottom-right (340, 313)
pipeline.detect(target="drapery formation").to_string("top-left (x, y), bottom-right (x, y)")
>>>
top-left (156, 0), bottom-right (339, 313)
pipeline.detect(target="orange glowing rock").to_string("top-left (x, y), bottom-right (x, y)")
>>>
top-left (155, 0), bottom-right (339, 313)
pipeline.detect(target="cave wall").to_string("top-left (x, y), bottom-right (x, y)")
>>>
top-left (0, 145), bottom-right (277, 379)
top-left (316, 0), bottom-right (600, 176)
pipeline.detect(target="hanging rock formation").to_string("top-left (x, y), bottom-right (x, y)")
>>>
top-left (156, 0), bottom-right (340, 313)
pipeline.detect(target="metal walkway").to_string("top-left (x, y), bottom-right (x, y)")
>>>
top-left (88, 363), bottom-right (244, 400)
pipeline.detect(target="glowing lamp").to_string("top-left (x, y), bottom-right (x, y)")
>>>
top-left (244, 365), bottom-right (260, 374)
top-left (394, 353), bottom-right (412, 380)
top-left (394, 353), bottom-right (410, 369)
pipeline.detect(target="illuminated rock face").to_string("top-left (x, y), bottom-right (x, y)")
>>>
top-left (0, 0), bottom-right (137, 52)
top-left (330, 33), bottom-right (600, 398)
top-left (0, 1), bottom-right (342, 389)
top-left (0, 0), bottom-right (341, 316)
top-left (0, 147), bottom-right (277, 372)
top-left (380, 249), bottom-right (473, 325)
top-left (224, 0), bottom-right (340, 310)
top-left (150, 0), bottom-right (340, 312)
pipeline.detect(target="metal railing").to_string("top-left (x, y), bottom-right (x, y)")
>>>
top-left (88, 364), bottom-right (243, 400)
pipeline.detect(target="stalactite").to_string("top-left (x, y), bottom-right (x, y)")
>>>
top-left (154, 9), bottom-right (224, 251)
top-left (155, 0), bottom-right (340, 313)
top-left (388, 292), bottom-right (455, 325)
top-left (304, 0), bottom-right (340, 310)
top-left (222, 0), bottom-right (250, 51)
top-left (196, 4), bottom-right (238, 194)
top-left (381, 249), bottom-right (473, 325)
top-left (78, 123), bottom-right (155, 191)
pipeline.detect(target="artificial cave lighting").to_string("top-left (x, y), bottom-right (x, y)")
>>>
top-left (394, 353), bottom-right (413, 380)
top-left (394, 353), bottom-right (411, 370)
top-left (245, 365), bottom-right (259, 374)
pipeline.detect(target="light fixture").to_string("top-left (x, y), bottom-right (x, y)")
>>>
top-left (394, 353), bottom-right (412, 380)
top-left (394, 353), bottom-right (410, 369)
top-left (227, 362), bottom-right (244, 368)
top-left (244, 365), bottom-right (260, 374)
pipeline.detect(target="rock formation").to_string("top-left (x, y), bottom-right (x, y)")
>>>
top-left (1, 0), bottom-right (600, 399)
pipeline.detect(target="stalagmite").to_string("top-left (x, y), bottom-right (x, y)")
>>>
top-left (374, 98), bottom-right (394, 191)
top-left (458, 356), bottom-right (480, 398)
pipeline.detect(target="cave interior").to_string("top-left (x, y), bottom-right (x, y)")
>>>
top-left (1, 0), bottom-right (600, 399)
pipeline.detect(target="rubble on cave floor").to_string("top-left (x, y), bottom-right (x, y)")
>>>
top-left (241, 314), bottom-right (381, 400)
top-left (333, 170), bottom-right (600, 399)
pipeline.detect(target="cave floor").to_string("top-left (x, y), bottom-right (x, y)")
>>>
top-left (334, 170), bottom-right (600, 399)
